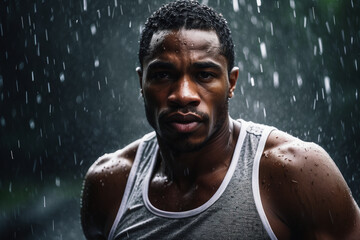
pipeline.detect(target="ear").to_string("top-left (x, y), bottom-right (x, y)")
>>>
top-left (136, 67), bottom-right (143, 95)
top-left (228, 67), bottom-right (239, 98)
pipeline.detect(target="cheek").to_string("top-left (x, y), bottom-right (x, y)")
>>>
top-left (143, 87), bottom-right (168, 112)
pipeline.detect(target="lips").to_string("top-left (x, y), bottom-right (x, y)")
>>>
top-left (164, 112), bottom-right (202, 133)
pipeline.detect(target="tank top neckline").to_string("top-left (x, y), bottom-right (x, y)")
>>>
top-left (142, 118), bottom-right (248, 218)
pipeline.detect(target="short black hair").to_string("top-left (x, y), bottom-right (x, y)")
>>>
top-left (138, 0), bottom-right (235, 73)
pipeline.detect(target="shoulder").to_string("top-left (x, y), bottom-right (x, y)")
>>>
top-left (81, 138), bottom-right (142, 240)
top-left (260, 130), bottom-right (360, 238)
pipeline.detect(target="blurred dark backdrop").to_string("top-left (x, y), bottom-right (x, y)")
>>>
top-left (0, 0), bottom-right (359, 239)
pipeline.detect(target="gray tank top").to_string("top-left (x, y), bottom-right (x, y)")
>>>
top-left (108, 119), bottom-right (277, 240)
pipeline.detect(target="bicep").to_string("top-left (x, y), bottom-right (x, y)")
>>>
top-left (262, 140), bottom-right (360, 238)
top-left (306, 145), bottom-right (360, 238)
top-left (81, 172), bottom-right (108, 240)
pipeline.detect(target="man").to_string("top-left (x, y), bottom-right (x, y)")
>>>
top-left (81, 1), bottom-right (360, 239)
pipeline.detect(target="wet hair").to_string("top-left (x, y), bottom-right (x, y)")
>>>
top-left (139, 0), bottom-right (235, 73)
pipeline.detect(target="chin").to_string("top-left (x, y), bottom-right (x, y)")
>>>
top-left (165, 136), bottom-right (208, 153)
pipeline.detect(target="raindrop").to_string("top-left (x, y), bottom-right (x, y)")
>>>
top-left (94, 57), bottom-right (99, 67)
top-left (83, 0), bottom-right (87, 11)
top-left (354, 59), bottom-right (357, 71)
top-left (45, 29), bottom-right (48, 41)
top-left (324, 76), bottom-right (331, 95)
top-left (90, 24), bottom-right (96, 35)
top-left (76, 95), bottom-right (82, 104)
top-left (296, 74), bottom-right (303, 87)
top-left (250, 77), bottom-right (255, 87)
top-left (260, 42), bottom-right (267, 59)
top-left (74, 152), bottom-right (77, 165)
top-left (289, 0), bottom-right (295, 9)
top-left (313, 99), bottom-right (316, 110)
top-left (43, 196), bottom-right (46, 208)
top-left (273, 71), bottom-right (279, 88)
top-left (29, 119), bottom-right (35, 129)
top-left (36, 93), bottom-right (42, 104)
top-left (31, 71), bottom-right (35, 81)
top-left (325, 22), bottom-right (331, 33)
top-left (242, 47), bottom-right (249, 60)
top-left (303, 16), bottom-right (307, 28)
top-left (129, 21), bottom-right (132, 28)
top-left (250, 16), bottom-right (257, 25)
top-left (318, 38), bottom-right (323, 55)
top-left (0, 116), bottom-right (5, 127)
top-left (59, 72), bottom-right (65, 82)
top-left (21, 16), bottom-right (24, 29)
top-left (19, 62), bottom-right (24, 70)
top-left (0, 74), bottom-right (3, 87)
top-left (311, 7), bottom-right (316, 20)
top-left (55, 177), bottom-right (61, 187)
top-left (232, 0), bottom-right (239, 12)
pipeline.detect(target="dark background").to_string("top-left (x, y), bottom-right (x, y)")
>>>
top-left (1, 0), bottom-right (359, 239)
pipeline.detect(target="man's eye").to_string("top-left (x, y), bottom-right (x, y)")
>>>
top-left (150, 72), bottom-right (171, 80)
top-left (198, 72), bottom-right (214, 80)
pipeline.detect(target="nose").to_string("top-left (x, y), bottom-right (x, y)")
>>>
top-left (168, 76), bottom-right (200, 108)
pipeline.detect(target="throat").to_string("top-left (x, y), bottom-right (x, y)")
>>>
top-left (148, 118), bottom-right (240, 212)
top-left (147, 119), bottom-right (241, 212)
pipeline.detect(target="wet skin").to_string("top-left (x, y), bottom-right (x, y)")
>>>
top-left (137, 29), bottom-right (240, 211)
top-left (81, 29), bottom-right (360, 240)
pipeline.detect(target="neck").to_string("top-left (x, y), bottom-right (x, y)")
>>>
top-left (156, 117), bottom-right (239, 189)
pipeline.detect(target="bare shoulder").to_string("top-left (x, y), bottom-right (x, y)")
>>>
top-left (81, 139), bottom-right (142, 240)
top-left (260, 130), bottom-right (360, 239)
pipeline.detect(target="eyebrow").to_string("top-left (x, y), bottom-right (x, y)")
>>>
top-left (192, 61), bottom-right (222, 71)
top-left (147, 61), bottom-right (176, 71)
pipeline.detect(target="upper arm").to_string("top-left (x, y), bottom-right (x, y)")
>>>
top-left (80, 139), bottom-right (140, 239)
top-left (261, 130), bottom-right (360, 239)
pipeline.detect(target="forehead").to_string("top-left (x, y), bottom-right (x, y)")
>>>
top-left (144, 29), bottom-right (222, 64)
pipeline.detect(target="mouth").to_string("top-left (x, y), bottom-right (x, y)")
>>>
top-left (165, 112), bottom-right (202, 133)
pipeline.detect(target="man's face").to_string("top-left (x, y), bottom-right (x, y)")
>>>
top-left (138, 29), bottom-right (238, 152)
